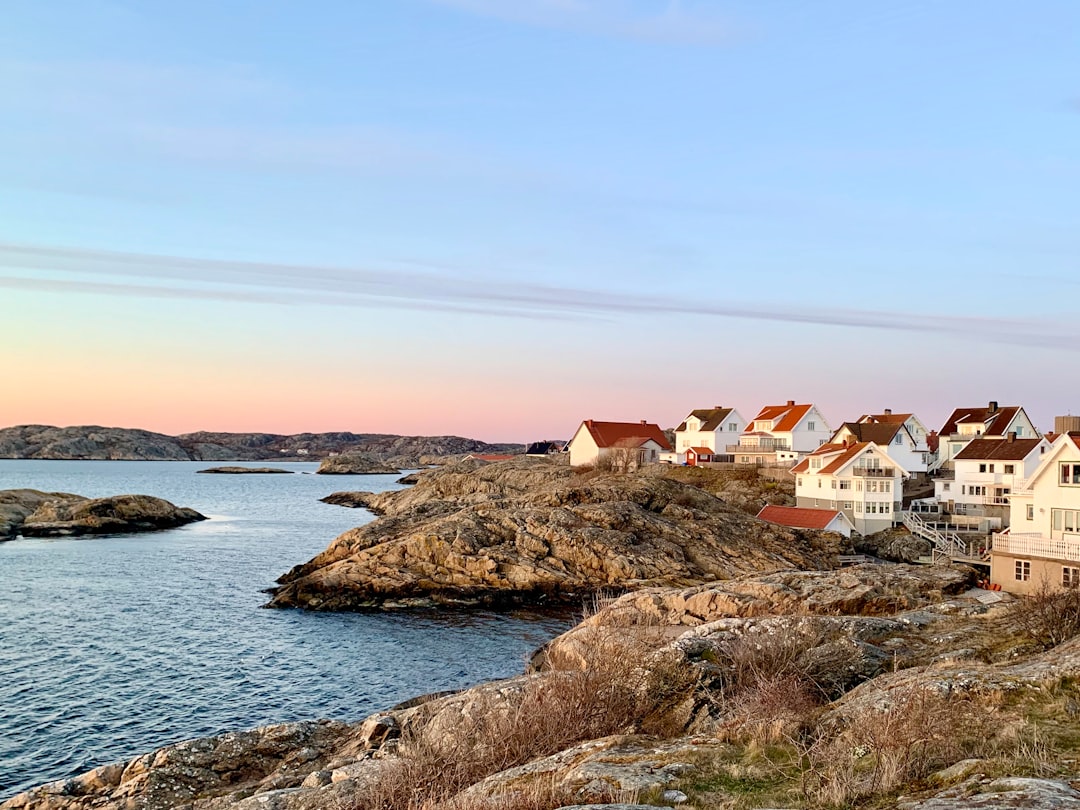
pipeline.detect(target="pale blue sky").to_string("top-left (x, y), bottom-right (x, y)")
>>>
top-left (2, 1), bottom-right (1078, 440)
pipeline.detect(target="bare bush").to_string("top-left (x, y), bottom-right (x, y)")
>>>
top-left (352, 623), bottom-right (698, 810)
top-left (1011, 577), bottom-right (1080, 649)
top-left (797, 686), bottom-right (997, 807)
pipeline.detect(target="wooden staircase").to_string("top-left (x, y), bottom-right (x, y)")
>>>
top-left (902, 510), bottom-right (988, 564)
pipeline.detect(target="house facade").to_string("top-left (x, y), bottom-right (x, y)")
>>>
top-left (674, 407), bottom-right (747, 457)
top-left (991, 434), bottom-right (1080, 594)
top-left (730, 401), bottom-right (832, 464)
top-left (933, 436), bottom-right (1051, 529)
top-left (830, 410), bottom-right (932, 476)
top-left (792, 441), bottom-right (906, 535)
top-left (567, 419), bottom-right (671, 470)
top-left (936, 402), bottom-right (1040, 470)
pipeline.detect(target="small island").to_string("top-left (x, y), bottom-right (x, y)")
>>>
top-left (315, 454), bottom-right (400, 475)
top-left (197, 467), bottom-right (295, 474)
top-left (0, 489), bottom-right (206, 539)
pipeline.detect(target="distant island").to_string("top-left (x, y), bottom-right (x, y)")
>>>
top-left (196, 467), bottom-right (295, 474)
top-left (0, 425), bottom-right (524, 466)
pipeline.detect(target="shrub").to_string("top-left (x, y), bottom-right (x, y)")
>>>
top-left (1010, 578), bottom-right (1080, 649)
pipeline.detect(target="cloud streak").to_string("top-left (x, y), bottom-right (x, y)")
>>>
top-left (0, 241), bottom-right (1073, 350)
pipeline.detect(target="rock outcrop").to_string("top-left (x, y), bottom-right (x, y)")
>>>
top-left (3, 492), bottom-right (206, 538)
top-left (315, 455), bottom-right (400, 475)
top-left (268, 459), bottom-right (841, 610)
top-left (0, 425), bottom-right (523, 465)
top-left (196, 467), bottom-right (294, 474)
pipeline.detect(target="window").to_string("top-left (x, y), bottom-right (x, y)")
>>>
top-left (1026, 504), bottom-right (1034, 521)
top-left (1065, 567), bottom-right (1080, 588)
top-left (807, 421), bottom-right (816, 431)
top-left (856, 502), bottom-right (863, 513)
top-left (843, 501), bottom-right (853, 510)
top-left (856, 481), bottom-right (863, 492)
top-left (1004, 464), bottom-right (1015, 475)
top-left (882, 503), bottom-right (890, 514)
top-left (943, 482), bottom-right (951, 491)
top-left (797, 476), bottom-right (803, 486)
top-left (831, 480), bottom-right (836, 489)
top-left (894, 434), bottom-right (902, 444)
top-left (729, 422), bottom-right (737, 432)
top-left (882, 481), bottom-right (890, 493)
top-left (1015, 560), bottom-right (1031, 581)
top-left (839, 481), bottom-right (851, 490)
top-left (818, 479), bottom-right (822, 488)
top-left (1063, 464), bottom-right (1080, 485)
top-left (979, 464), bottom-right (987, 473)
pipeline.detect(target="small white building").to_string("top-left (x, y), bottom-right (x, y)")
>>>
top-left (756, 504), bottom-right (855, 538)
top-left (792, 440), bottom-right (906, 535)
top-left (992, 433), bottom-right (1080, 594)
top-left (829, 410), bottom-right (932, 475)
top-left (567, 419), bottom-right (671, 470)
top-left (674, 406), bottom-right (747, 457)
top-left (730, 401), bottom-right (832, 464)
top-left (936, 402), bottom-right (1040, 470)
top-left (934, 436), bottom-right (1051, 528)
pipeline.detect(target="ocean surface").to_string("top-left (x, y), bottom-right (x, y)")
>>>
top-left (0, 461), bottom-right (575, 799)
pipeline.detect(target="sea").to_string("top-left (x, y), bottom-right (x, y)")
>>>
top-left (0, 460), bottom-right (576, 799)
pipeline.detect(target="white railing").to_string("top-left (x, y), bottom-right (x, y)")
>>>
top-left (991, 532), bottom-right (1080, 562)
top-left (902, 510), bottom-right (971, 561)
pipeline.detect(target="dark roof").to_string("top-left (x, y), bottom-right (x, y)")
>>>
top-left (834, 421), bottom-right (902, 445)
top-left (954, 438), bottom-right (1043, 461)
top-left (940, 405), bottom-right (1022, 437)
top-left (676, 407), bottom-right (734, 433)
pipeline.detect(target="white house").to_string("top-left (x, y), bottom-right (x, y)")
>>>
top-left (991, 433), bottom-right (1080, 594)
top-left (936, 402), bottom-right (1040, 470)
top-left (792, 440), bottom-right (906, 535)
top-left (674, 406), bottom-right (747, 457)
top-left (756, 504), bottom-right (856, 538)
top-left (729, 401), bottom-right (832, 464)
top-left (830, 410), bottom-right (932, 476)
top-left (567, 419), bottom-right (671, 470)
top-left (933, 436), bottom-right (1051, 528)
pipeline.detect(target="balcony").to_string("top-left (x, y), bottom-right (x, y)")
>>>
top-left (991, 532), bottom-right (1080, 562)
top-left (852, 466), bottom-right (895, 477)
top-left (726, 439), bottom-right (791, 453)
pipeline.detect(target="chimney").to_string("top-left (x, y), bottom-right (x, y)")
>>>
top-left (586, 419), bottom-right (593, 427)
top-left (714, 405), bottom-right (723, 409)
top-left (786, 400), bottom-right (795, 407)
top-left (989, 400), bottom-right (999, 412)
top-left (884, 408), bottom-right (892, 415)
top-left (1008, 431), bottom-right (1016, 443)
top-left (640, 420), bottom-right (648, 425)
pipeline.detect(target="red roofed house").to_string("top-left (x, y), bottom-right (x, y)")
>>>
top-left (685, 447), bottom-right (713, 466)
top-left (757, 504), bottom-right (855, 538)
top-left (567, 419), bottom-right (671, 470)
top-left (936, 402), bottom-right (1040, 471)
top-left (992, 433), bottom-right (1080, 594)
top-left (828, 410), bottom-right (933, 476)
top-left (793, 440), bottom-right (906, 535)
top-left (729, 401), bottom-right (832, 464)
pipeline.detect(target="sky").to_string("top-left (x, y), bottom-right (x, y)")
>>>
top-left (1, 1), bottom-right (1078, 442)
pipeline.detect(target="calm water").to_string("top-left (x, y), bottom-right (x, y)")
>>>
top-left (0, 461), bottom-right (574, 798)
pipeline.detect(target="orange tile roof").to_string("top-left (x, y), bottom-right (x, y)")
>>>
top-left (790, 442), bottom-right (848, 474)
top-left (757, 505), bottom-right (845, 531)
top-left (688, 446), bottom-right (712, 454)
top-left (580, 420), bottom-right (671, 451)
top-left (819, 442), bottom-right (870, 475)
top-left (749, 402), bottom-right (814, 433)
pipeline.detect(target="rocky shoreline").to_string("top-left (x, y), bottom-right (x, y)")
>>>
top-left (0, 489), bottom-right (206, 539)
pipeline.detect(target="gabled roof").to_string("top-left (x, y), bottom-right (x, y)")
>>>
top-left (757, 504), bottom-right (848, 531)
top-left (954, 437), bottom-right (1044, 461)
top-left (1019, 433), bottom-right (1080, 489)
top-left (577, 420), bottom-right (671, 451)
top-left (791, 442), bottom-right (849, 474)
top-left (819, 442), bottom-right (871, 475)
top-left (941, 405), bottom-right (1023, 437)
top-left (792, 441), bottom-right (901, 477)
top-left (860, 412), bottom-right (913, 425)
top-left (748, 402), bottom-right (814, 434)
top-left (675, 407), bottom-right (734, 433)
top-left (688, 446), bottom-right (712, 455)
top-left (834, 421), bottom-right (903, 446)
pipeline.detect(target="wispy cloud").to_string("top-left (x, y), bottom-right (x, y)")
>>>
top-left (429, 0), bottom-right (738, 45)
top-left (1, 242), bottom-right (1074, 351)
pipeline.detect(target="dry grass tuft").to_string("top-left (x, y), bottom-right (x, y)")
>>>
top-left (1010, 578), bottom-right (1080, 649)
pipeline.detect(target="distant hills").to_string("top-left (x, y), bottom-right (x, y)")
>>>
top-left (0, 425), bottom-right (524, 466)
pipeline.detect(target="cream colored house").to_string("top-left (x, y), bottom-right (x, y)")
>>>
top-left (991, 433), bottom-right (1080, 594)
top-left (567, 419), bottom-right (671, 470)
top-left (730, 401), bottom-right (832, 464)
top-left (792, 440), bottom-right (906, 535)
top-left (936, 402), bottom-right (1040, 470)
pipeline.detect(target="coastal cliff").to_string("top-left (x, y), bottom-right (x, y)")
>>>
top-left (11, 564), bottom-right (1080, 810)
top-left (0, 425), bottom-right (524, 465)
top-left (267, 458), bottom-right (838, 610)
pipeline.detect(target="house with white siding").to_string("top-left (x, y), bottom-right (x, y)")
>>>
top-left (991, 433), bottom-right (1080, 594)
top-left (792, 440), bottom-right (906, 535)
top-left (729, 401), bottom-right (832, 464)
top-left (936, 402), bottom-right (1040, 470)
top-left (674, 406), bottom-right (747, 460)
top-left (830, 410), bottom-right (933, 476)
top-left (567, 419), bottom-right (671, 470)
